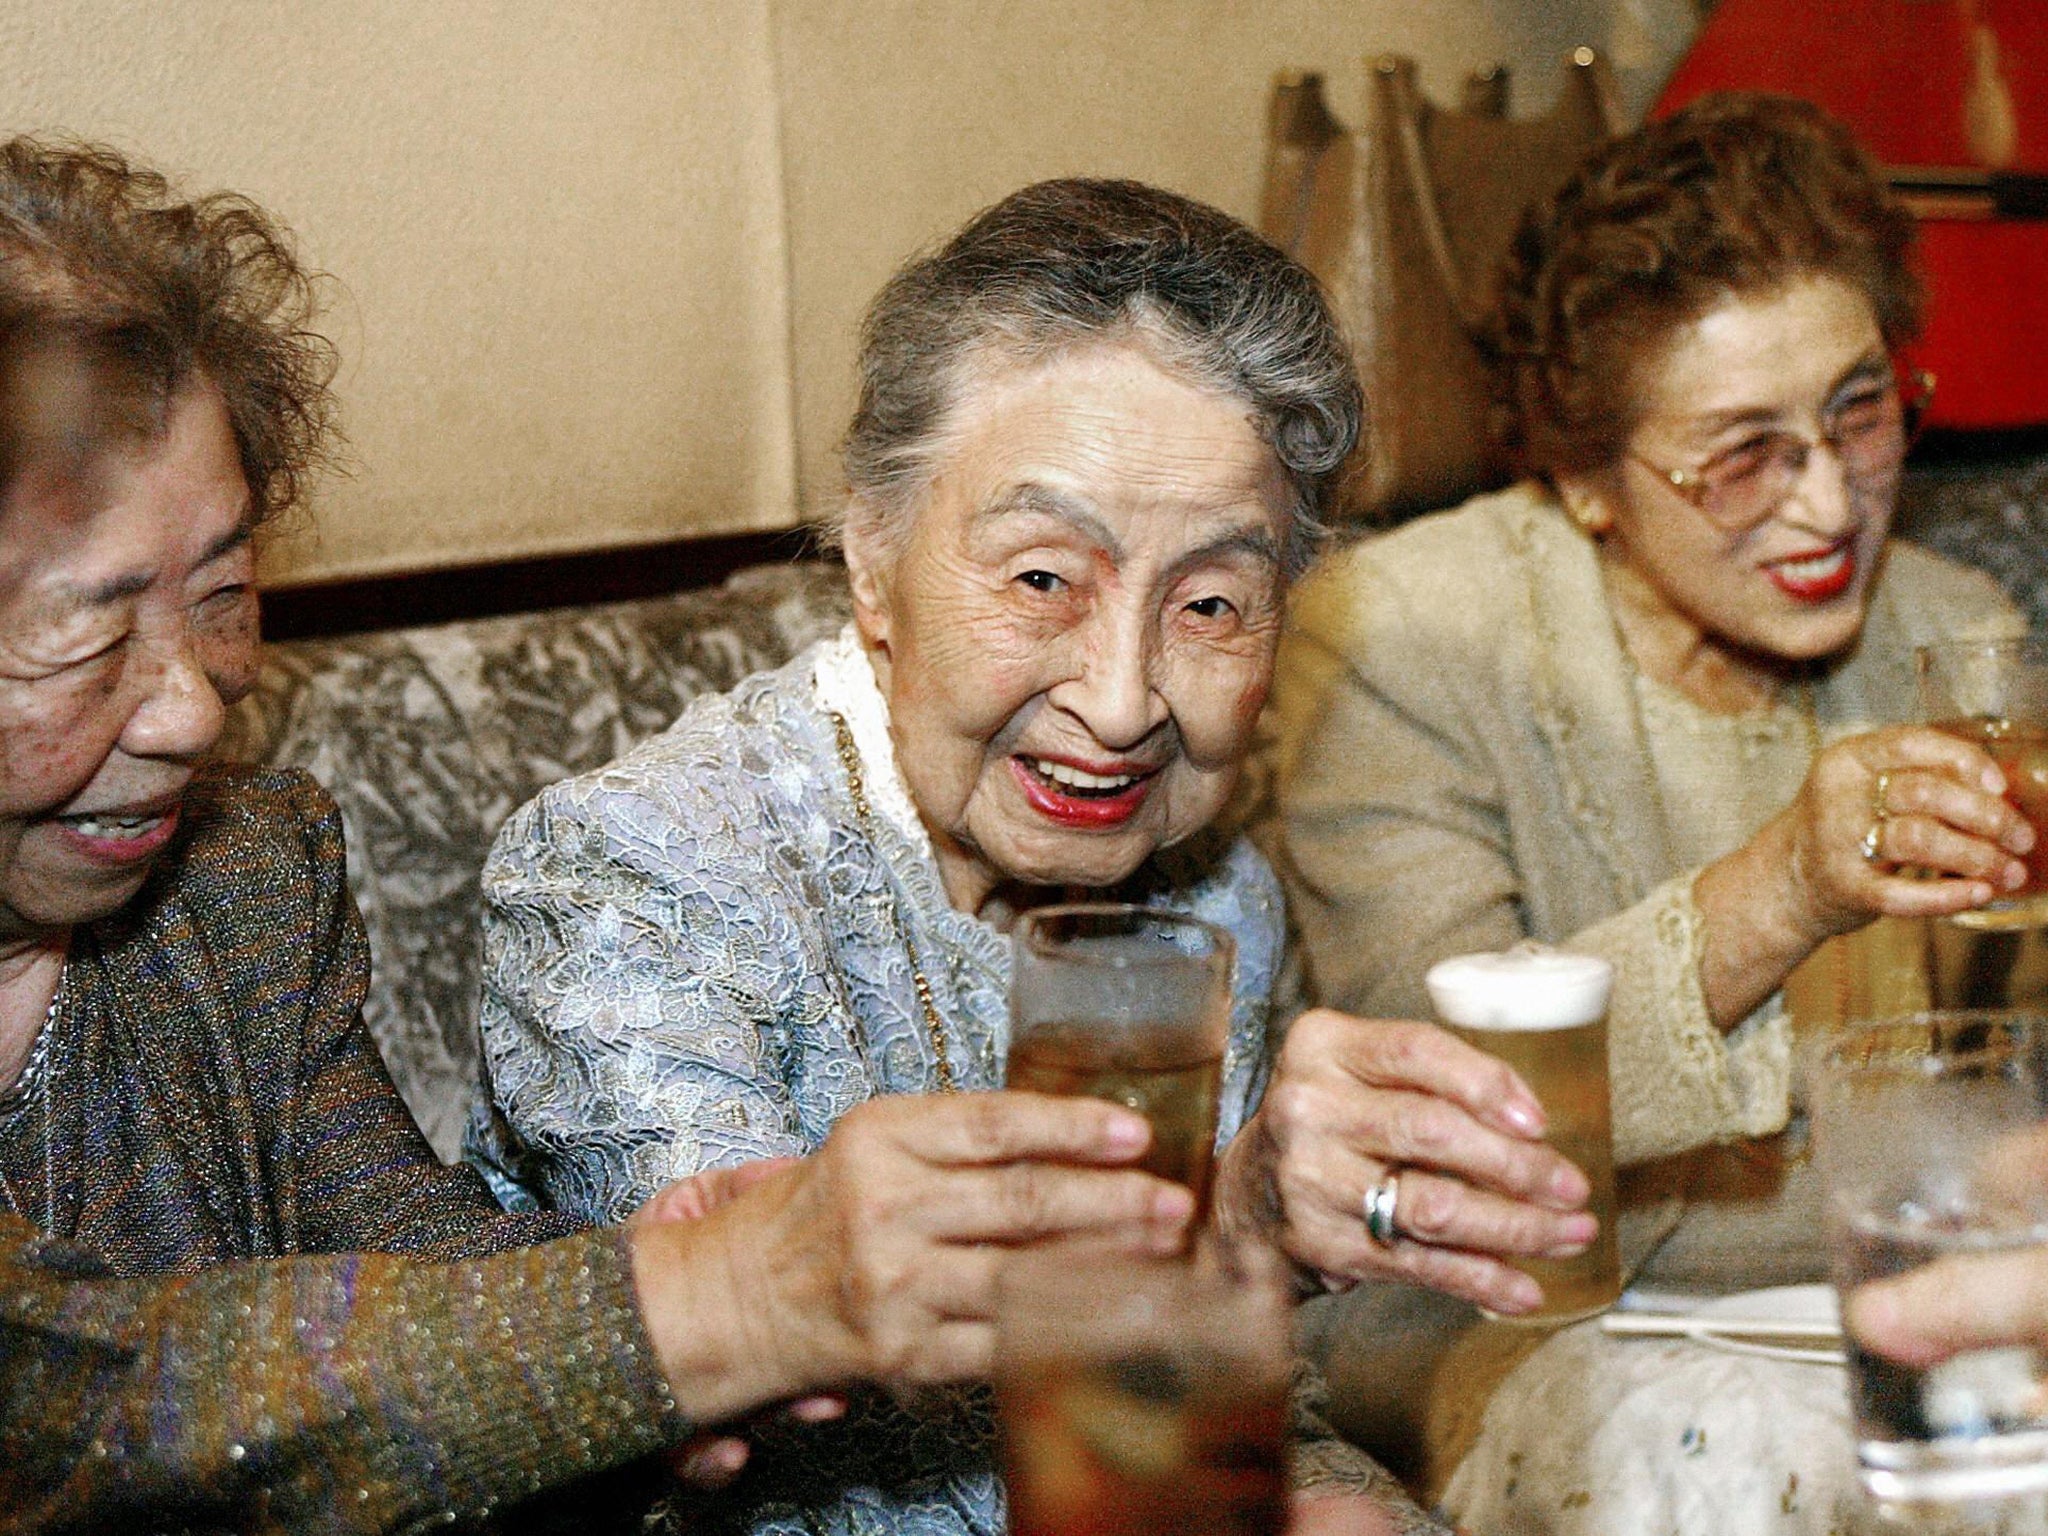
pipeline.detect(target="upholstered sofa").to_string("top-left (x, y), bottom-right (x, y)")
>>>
top-left (221, 560), bottom-right (854, 1157)
top-left (219, 453), bottom-right (2048, 1163)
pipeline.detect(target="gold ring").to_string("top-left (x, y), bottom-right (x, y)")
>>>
top-left (1864, 770), bottom-right (1895, 867)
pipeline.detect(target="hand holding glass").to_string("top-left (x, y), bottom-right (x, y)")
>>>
top-left (1009, 905), bottom-right (1233, 1215)
top-left (1811, 1010), bottom-right (2048, 1504)
top-left (1919, 636), bottom-right (2048, 920)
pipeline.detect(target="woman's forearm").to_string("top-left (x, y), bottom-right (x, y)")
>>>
top-left (1690, 812), bottom-right (1826, 1033)
top-left (4, 1222), bottom-right (684, 1531)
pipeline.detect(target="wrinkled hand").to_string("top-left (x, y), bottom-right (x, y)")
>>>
top-left (1214, 1010), bottom-right (1595, 1315)
top-left (763, 1092), bottom-right (1193, 1391)
top-left (629, 1159), bottom-right (845, 1490)
top-left (629, 1091), bottom-right (1194, 1422)
top-left (1772, 725), bottom-right (2034, 943)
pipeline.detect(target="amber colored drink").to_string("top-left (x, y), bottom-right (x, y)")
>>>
top-left (1784, 918), bottom-right (1934, 1034)
top-left (999, 1351), bottom-right (1288, 1536)
top-left (1931, 716), bottom-right (2048, 907)
top-left (1429, 943), bottom-right (1618, 1322)
top-left (1447, 1015), bottom-right (1621, 1322)
top-left (1007, 1023), bottom-right (1224, 1214)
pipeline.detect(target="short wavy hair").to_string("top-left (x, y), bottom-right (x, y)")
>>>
top-left (1484, 93), bottom-right (1921, 482)
top-left (0, 135), bottom-right (338, 523)
top-left (838, 177), bottom-right (1362, 575)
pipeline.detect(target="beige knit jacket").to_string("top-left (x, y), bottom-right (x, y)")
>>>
top-left (1262, 483), bottom-right (2019, 1177)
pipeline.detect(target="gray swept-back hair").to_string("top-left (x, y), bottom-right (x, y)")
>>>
top-left (836, 177), bottom-right (1361, 576)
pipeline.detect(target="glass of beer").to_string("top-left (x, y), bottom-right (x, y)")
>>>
top-left (1009, 905), bottom-right (1233, 1216)
top-left (996, 1235), bottom-right (1291, 1536)
top-left (1425, 947), bottom-right (1620, 1323)
top-left (1918, 636), bottom-right (2048, 922)
top-left (1810, 1011), bottom-right (2048, 1505)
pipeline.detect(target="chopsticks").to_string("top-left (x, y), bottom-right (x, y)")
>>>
top-left (1600, 1312), bottom-right (1842, 1343)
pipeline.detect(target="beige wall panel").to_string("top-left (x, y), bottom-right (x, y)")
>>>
top-left (771, 0), bottom-right (1668, 519)
top-left (1, 0), bottom-right (795, 585)
top-left (0, 3), bottom-right (1685, 581)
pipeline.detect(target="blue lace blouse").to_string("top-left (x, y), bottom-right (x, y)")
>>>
top-left (467, 635), bottom-right (1285, 1536)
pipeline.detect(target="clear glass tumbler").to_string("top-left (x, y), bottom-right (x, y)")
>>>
top-left (1009, 904), bottom-right (1234, 1217)
top-left (1426, 947), bottom-right (1620, 1322)
top-left (1811, 1010), bottom-right (2048, 1504)
top-left (1918, 637), bottom-right (2048, 919)
top-left (996, 1236), bottom-right (1291, 1536)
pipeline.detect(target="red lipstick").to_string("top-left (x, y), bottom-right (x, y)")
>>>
top-left (1009, 756), bottom-right (1155, 829)
top-left (1765, 542), bottom-right (1857, 603)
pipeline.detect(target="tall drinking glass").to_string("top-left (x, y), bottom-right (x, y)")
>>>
top-left (1919, 637), bottom-right (2048, 923)
top-left (1426, 947), bottom-right (1620, 1322)
top-left (1918, 638), bottom-right (2048, 1015)
top-left (1009, 904), bottom-right (1234, 1216)
top-left (996, 1236), bottom-right (1292, 1536)
top-left (1811, 1011), bottom-right (2048, 1505)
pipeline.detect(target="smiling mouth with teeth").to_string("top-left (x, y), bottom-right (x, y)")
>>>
top-left (61, 812), bottom-right (169, 840)
top-left (1774, 547), bottom-right (1849, 581)
top-left (1023, 757), bottom-right (1149, 798)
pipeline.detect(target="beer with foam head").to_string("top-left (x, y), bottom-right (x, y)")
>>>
top-left (1426, 948), bottom-right (1620, 1323)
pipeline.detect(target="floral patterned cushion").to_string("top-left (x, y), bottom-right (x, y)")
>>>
top-left (219, 561), bottom-right (854, 1158)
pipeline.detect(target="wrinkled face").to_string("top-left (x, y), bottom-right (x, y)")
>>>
top-left (0, 372), bottom-right (258, 945)
top-left (845, 341), bottom-right (1294, 915)
top-left (1567, 275), bottom-right (1900, 666)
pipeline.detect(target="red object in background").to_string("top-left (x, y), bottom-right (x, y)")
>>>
top-left (1916, 222), bottom-right (2048, 429)
top-left (1654, 0), bottom-right (2048, 431)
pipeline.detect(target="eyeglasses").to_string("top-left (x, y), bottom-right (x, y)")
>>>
top-left (1627, 369), bottom-right (1935, 534)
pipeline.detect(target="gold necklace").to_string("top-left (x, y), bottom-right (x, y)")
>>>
top-left (829, 711), bottom-right (958, 1093)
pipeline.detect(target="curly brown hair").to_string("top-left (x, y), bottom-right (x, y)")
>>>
top-left (1484, 93), bottom-right (1920, 482)
top-left (0, 135), bottom-right (339, 523)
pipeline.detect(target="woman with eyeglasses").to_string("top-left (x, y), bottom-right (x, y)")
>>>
top-left (1261, 94), bottom-right (2032, 1529)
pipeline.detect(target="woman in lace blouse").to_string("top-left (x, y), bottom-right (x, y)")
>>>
top-left (470, 178), bottom-right (1602, 1536)
top-left (1264, 95), bottom-right (2032, 1531)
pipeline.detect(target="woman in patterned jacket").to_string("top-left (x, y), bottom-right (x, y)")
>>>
top-left (0, 136), bottom-right (1204, 1532)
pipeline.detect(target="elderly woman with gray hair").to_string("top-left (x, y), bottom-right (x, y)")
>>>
top-left (468, 178), bottom-right (1598, 1536)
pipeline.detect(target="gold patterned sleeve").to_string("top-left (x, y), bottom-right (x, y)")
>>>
top-left (0, 1215), bottom-right (688, 1531)
top-left (275, 767), bottom-right (585, 1260)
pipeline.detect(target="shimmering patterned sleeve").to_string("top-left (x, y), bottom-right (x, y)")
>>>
top-left (1211, 839), bottom-right (1285, 1149)
top-left (471, 775), bottom-right (813, 1223)
top-left (0, 1217), bottom-right (685, 1531)
top-left (278, 774), bottom-right (582, 1258)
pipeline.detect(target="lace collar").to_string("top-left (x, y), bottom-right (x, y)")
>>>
top-left (811, 624), bottom-right (936, 859)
